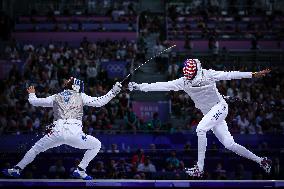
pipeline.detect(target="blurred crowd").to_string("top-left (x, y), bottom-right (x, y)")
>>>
top-left (0, 37), bottom-right (283, 135)
top-left (2, 147), bottom-right (282, 180)
top-left (0, 0), bottom-right (283, 136)
top-left (168, 0), bottom-right (281, 16)
top-left (167, 1), bottom-right (284, 47)
top-left (167, 0), bottom-right (282, 18)
top-left (0, 37), bottom-right (147, 135)
top-left (24, 0), bottom-right (137, 18)
top-left (0, 0), bottom-right (283, 182)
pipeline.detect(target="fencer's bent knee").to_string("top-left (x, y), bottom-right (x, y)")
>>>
top-left (93, 139), bottom-right (101, 150)
top-left (196, 127), bottom-right (206, 136)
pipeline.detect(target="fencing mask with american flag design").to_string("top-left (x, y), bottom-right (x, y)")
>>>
top-left (183, 59), bottom-right (201, 80)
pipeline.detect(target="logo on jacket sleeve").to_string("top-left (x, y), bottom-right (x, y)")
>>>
top-left (82, 135), bottom-right (87, 141)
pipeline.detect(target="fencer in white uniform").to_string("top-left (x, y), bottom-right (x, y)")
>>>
top-left (128, 59), bottom-right (272, 177)
top-left (2, 77), bottom-right (122, 180)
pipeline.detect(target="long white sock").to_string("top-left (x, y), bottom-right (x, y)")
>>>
top-left (197, 132), bottom-right (207, 171)
top-left (16, 148), bottom-right (38, 169)
top-left (78, 148), bottom-right (100, 170)
top-left (230, 143), bottom-right (262, 164)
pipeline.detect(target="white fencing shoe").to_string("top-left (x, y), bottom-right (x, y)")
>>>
top-left (72, 168), bottom-right (93, 180)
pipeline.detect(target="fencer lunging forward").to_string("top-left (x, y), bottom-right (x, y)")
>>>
top-left (129, 59), bottom-right (272, 177)
top-left (2, 77), bottom-right (122, 180)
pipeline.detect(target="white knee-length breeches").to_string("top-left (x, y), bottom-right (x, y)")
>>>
top-left (195, 101), bottom-right (261, 170)
top-left (17, 119), bottom-right (101, 170)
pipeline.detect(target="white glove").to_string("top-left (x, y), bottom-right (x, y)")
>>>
top-left (111, 82), bottom-right (122, 95)
top-left (128, 82), bottom-right (140, 91)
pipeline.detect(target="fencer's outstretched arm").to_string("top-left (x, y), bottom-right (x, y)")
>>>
top-left (82, 82), bottom-right (122, 107)
top-left (210, 70), bottom-right (252, 81)
top-left (27, 86), bottom-right (54, 107)
top-left (129, 78), bottom-right (184, 92)
top-left (210, 69), bottom-right (271, 81)
top-left (81, 92), bottom-right (115, 107)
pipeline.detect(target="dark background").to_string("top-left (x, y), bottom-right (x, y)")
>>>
top-left (0, 0), bottom-right (283, 180)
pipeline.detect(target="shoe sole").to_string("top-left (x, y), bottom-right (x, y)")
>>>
top-left (2, 169), bottom-right (20, 178)
top-left (83, 176), bottom-right (93, 180)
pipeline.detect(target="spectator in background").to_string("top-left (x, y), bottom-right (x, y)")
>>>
top-left (137, 34), bottom-right (147, 59)
top-left (116, 44), bottom-right (127, 60)
top-left (93, 119), bottom-right (103, 131)
top-left (147, 112), bottom-right (162, 132)
top-left (8, 64), bottom-right (21, 80)
top-left (212, 37), bottom-right (219, 57)
top-left (118, 92), bottom-right (130, 118)
top-left (168, 61), bottom-right (179, 80)
top-left (213, 162), bottom-right (227, 179)
top-left (184, 35), bottom-right (194, 51)
top-left (124, 108), bottom-right (139, 132)
top-left (134, 172), bottom-right (146, 179)
top-left (130, 161), bottom-right (139, 177)
top-left (107, 143), bottom-right (120, 153)
top-left (169, 92), bottom-right (183, 117)
top-left (106, 159), bottom-right (118, 179)
top-left (97, 69), bottom-right (108, 84)
top-left (226, 84), bottom-right (235, 97)
top-left (137, 156), bottom-right (156, 173)
top-left (84, 109), bottom-right (96, 124)
top-left (91, 161), bottom-right (106, 178)
top-left (149, 144), bottom-right (157, 154)
top-left (237, 112), bottom-right (250, 134)
top-left (208, 34), bottom-right (219, 58)
top-left (166, 150), bottom-right (180, 169)
top-left (153, 41), bottom-right (166, 73)
top-left (132, 149), bottom-right (145, 166)
top-left (86, 61), bottom-right (98, 86)
top-left (107, 99), bottom-right (119, 123)
top-left (116, 158), bottom-right (131, 178)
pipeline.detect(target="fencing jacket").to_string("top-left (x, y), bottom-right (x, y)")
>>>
top-left (28, 89), bottom-right (116, 121)
top-left (137, 69), bottom-right (252, 114)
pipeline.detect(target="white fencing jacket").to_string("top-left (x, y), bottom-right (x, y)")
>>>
top-left (137, 69), bottom-right (252, 114)
top-left (28, 89), bottom-right (116, 121)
